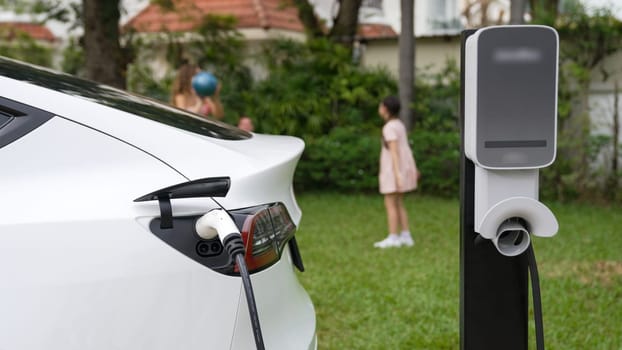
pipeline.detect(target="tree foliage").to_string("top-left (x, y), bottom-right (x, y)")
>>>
top-left (246, 38), bottom-right (462, 195)
top-left (536, 2), bottom-right (622, 201)
top-left (246, 38), bottom-right (396, 137)
top-left (61, 37), bottom-right (85, 76)
top-left (0, 0), bottom-right (72, 23)
top-left (292, 0), bottom-right (363, 48)
top-left (290, 57), bottom-right (461, 194)
top-left (0, 0), bottom-right (128, 87)
top-left (3, 0), bottom-right (620, 201)
top-left (126, 13), bottom-right (252, 122)
top-left (0, 30), bottom-right (53, 66)
top-left (292, 0), bottom-right (324, 38)
top-left (528, 0), bottom-right (560, 24)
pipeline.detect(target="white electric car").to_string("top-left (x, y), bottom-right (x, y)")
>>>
top-left (0, 57), bottom-right (316, 349)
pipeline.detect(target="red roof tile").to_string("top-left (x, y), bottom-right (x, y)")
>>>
top-left (358, 23), bottom-right (397, 40)
top-left (0, 22), bottom-right (56, 42)
top-left (124, 0), bottom-right (304, 33)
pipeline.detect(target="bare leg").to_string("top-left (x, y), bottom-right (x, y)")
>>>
top-left (395, 193), bottom-right (410, 232)
top-left (375, 193), bottom-right (406, 248)
top-left (384, 193), bottom-right (400, 234)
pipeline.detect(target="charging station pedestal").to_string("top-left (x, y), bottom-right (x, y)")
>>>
top-left (460, 26), bottom-right (559, 350)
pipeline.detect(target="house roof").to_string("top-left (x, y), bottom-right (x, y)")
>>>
top-left (124, 0), bottom-right (305, 33)
top-left (357, 23), bottom-right (397, 40)
top-left (0, 22), bottom-right (56, 42)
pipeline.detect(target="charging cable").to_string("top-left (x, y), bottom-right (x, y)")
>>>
top-left (196, 209), bottom-right (265, 350)
top-left (526, 243), bottom-right (544, 350)
top-left (473, 235), bottom-right (546, 349)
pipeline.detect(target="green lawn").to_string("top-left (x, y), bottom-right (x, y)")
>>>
top-left (294, 193), bottom-right (622, 350)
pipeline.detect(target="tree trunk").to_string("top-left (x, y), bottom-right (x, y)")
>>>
top-left (293, 0), bottom-right (324, 38)
top-left (83, 0), bottom-right (124, 89)
top-left (510, 0), bottom-right (527, 24)
top-left (577, 81), bottom-right (591, 195)
top-left (329, 0), bottom-right (363, 47)
top-left (399, 0), bottom-right (414, 130)
top-left (480, 0), bottom-right (491, 26)
top-left (610, 80), bottom-right (620, 199)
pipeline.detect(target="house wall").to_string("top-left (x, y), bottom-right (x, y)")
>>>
top-left (590, 91), bottom-right (621, 137)
top-left (239, 29), bottom-right (306, 81)
top-left (415, 0), bottom-right (461, 36)
top-left (239, 28), bottom-right (305, 42)
top-left (589, 90), bottom-right (621, 173)
top-left (589, 50), bottom-right (622, 169)
top-left (361, 35), bottom-right (461, 76)
top-left (590, 50), bottom-right (622, 93)
top-left (133, 28), bottom-right (305, 81)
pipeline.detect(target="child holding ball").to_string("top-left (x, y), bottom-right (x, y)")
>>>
top-left (171, 61), bottom-right (224, 119)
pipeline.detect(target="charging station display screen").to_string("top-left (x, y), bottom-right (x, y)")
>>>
top-left (476, 27), bottom-right (557, 168)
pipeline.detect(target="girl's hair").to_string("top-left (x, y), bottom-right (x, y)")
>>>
top-left (171, 62), bottom-right (198, 103)
top-left (382, 96), bottom-right (401, 118)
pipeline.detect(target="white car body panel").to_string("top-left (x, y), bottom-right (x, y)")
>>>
top-left (0, 61), bottom-right (315, 349)
top-left (231, 248), bottom-right (317, 350)
top-left (0, 76), bottom-right (303, 223)
top-left (0, 117), bottom-right (240, 348)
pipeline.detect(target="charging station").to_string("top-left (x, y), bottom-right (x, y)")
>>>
top-left (460, 25), bottom-right (559, 349)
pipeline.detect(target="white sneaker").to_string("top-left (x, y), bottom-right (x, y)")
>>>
top-left (400, 234), bottom-right (415, 247)
top-left (374, 235), bottom-right (402, 248)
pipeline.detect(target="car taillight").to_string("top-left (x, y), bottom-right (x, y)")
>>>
top-left (229, 203), bottom-right (297, 273)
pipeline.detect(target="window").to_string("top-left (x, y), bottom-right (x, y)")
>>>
top-left (433, 0), bottom-right (447, 16)
top-left (427, 0), bottom-right (461, 34)
top-left (361, 0), bottom-right (382, 10)
top-left (0, 57), bottom-right (250, 141)
top-left (430, 0), bottom-right (450, 29)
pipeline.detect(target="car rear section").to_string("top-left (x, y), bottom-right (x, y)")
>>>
top-left (0, 57), bottom-right (316, 349)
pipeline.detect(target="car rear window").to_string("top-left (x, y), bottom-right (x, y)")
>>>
top-left (0, 57), bottom-right (250, 141)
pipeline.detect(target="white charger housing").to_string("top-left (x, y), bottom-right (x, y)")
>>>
top-left (465, 25), bottom-right (559, 170)
top-left (474, 168), bottom-right (558, 256)
top-left (465, 25), bottom-right (560, 256)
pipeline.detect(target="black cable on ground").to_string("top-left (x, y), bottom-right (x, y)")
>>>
top-left (526, 244), bottom-right (545, 350)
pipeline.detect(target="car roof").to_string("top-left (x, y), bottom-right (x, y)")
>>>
top-left (0, 57), bottom-right (250, 141)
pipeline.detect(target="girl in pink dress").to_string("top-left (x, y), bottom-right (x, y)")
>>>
top-left (374, 96), bottom-right (419, 248)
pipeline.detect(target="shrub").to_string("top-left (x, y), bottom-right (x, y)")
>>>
top-left (126, 34), bottom-right (464, 197)
top-left (411, 130), bottom-right (460, 197)
top-left (295, 127), bottom-right (379, 192)
top-left (0, 31), bottom-right (53, 67)
top-left (249, 39), bottom-right (462, 195)
top-left (126, 14), bottom-right (252, 125)
top-left (126, 63), bottom-right (174, 103)
top-left (246, 38), bottom-right (396, 138)
top-left (293, 128), bottom-right (460, 197)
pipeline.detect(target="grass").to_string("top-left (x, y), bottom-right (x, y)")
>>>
top-left (293, 192), bottom-right (622, 350)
